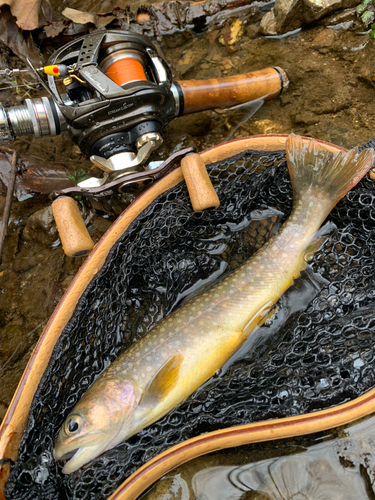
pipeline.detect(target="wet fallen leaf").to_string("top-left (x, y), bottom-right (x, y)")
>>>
top-left (0, 6), bottom-right (41, 65)
top-left (18, 157), bottom-right (76, 194)
top-left (44, 19), bottom-right (66, 38)
top-left (146, 0), bottom-right (252, 35)
top-left (0, 0), bottom-right (53, 30)
top-left (0, 152), bottom-right (76, 199)
top-left (0, 152), bottom-right (32, 201)
top-left (62, 7), bottom-right (115, 29)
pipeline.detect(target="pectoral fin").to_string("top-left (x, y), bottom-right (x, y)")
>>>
top-left (141, 354), bottom-right (184, 407)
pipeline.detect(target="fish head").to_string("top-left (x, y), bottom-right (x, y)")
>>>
top-left (54, 377), bottom-right (136, 474)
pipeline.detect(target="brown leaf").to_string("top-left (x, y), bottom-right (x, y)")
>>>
top-left (18, 157), bottom-right (76, 194)
top-left (0, 152), bottom-right (76, 198)
top-left (0, 6), bottom-right (41, 65)
top-left (43, 19), bottom-right (66, 38)
top-left (62, 7), bottom-right (115, 28)
top-left (0, 0), bottom-right (41, 30)
top-left (40, 0), bottom-right (53, 25)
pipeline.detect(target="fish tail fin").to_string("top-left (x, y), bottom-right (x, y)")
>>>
top-left (286, 134), bottom-right (375, 209)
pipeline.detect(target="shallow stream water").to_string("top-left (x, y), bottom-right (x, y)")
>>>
top-left (1, 1), bottom-right (375, 497)
top-left (142, 412), bottom-right (375, 499)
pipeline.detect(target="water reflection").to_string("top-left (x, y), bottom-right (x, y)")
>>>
top-left (144, 414), bottom-right (375, 499)
top-left (193, 451), bottom-right (366, 499)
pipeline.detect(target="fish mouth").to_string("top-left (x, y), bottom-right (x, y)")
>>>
top-left (55, 448), bottom-right (79, 461)
top-left (54, 441), bottom-right (111, 474)
top-left (56, 446), bottom-right (96, 474)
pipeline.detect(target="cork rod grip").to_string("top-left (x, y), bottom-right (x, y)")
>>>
top-left (181, 153), bottom-right (220, 212)
top-left (176, 67), bottom-right (288, 115)
top-left (52, 196), bottom-right (94, 257)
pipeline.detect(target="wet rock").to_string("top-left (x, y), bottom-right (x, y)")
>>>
top-left (17, 251), bottom-right (64, 321)
top-left (293, 111), bottom-right (319, 125)
top-left (219, 58), bottom-right (233, 72)
top-left (13, 245), bottom-right (50, 273)
top-left (142, 473), bottom-right (190, 499)
top-left (262, 0), bottom-right (360, 35)
top-left (253, 119), bottom-right (285, 134)
top-left (167, 112), bottom-right (212, 137)
top-left (163, 32), bottom-right (191, 50)
top-left (0, 403), bottom-right (7, 422)
top-left (218, 19), bottom-right (243, 46)
top-left (322, 7), bottom-right (357, 26)
top-left (177, 47), bottom-right (206, 77)
top-left (0, 269), bottom-right (18, 324)
top-left (0, 321), bottom-right (29, 367)
top-left (246, 23), bottom-right (260, 39)
top-left (88, 216), bottom-right (113, 242)
top-left (312, 28), bottom-right (335, 48)
top-left (23, 206), bottom-right (59, 247)
top-left (259, 10), bottom-right (278, 36)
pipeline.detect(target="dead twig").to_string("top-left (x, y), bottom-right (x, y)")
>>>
top-left (0, 149), bottom-right (18, 264)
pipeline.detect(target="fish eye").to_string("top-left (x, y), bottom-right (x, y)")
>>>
top-left (65, 416), bottom-right (82, 435)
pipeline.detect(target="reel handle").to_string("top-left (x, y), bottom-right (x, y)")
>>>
top-left (52, 196), bottom-right (94, 257)
top-left (177, 67), bottom-right (288, 115)
top-left (181, 153), bottom-right (220, 211)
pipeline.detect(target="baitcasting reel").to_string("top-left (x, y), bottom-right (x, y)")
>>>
top-left (0, 30), bottom-right (181, 183)
top-left (0, 29), bottom-right (289, 256)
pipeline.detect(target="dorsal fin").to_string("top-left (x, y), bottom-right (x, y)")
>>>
top-left (140, 354), bottom-right (184, 407)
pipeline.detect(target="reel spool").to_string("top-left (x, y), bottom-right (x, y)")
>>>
top-left (100, 47), bottom-right (148, 86)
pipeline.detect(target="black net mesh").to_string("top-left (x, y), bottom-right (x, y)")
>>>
top-left (5, 142), bottom-right (375, 499)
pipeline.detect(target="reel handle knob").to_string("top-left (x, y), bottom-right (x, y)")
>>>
top-left (181, 153), bottom-right (220, 212)
top-left (52, 196), bottom-right (94, 257)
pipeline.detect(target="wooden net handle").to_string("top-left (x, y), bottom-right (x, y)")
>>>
top-left (52, 197), bottom-right (94, 257)
top-left (181, 153), bottom-right (220, 211)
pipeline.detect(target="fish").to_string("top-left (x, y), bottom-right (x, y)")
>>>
top-left (54, 134), bottom-right (375, 474)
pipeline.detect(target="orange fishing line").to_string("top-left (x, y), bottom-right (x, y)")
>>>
top-left (105, 58), bottom-right (146, 86)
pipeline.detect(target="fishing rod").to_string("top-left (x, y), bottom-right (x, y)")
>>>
top-left (0, 29), bottom-right (289, 257)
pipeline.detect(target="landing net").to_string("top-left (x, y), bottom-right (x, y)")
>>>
top-left (5, 141), bottom-right (375, 499)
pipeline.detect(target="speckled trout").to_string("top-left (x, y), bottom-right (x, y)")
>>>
top-left (54, 134), bottom-right (375, 473)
